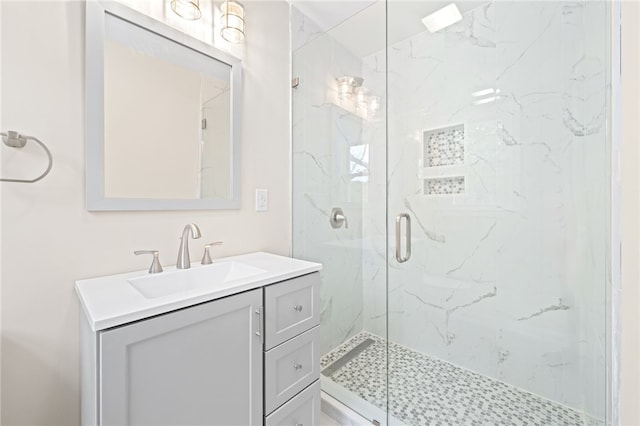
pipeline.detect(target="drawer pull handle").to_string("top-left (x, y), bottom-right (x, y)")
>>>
top-left (294, 363), bottom-right (303, 371)
top-left (255, 307), bottom-right (264, 344)
top-left (293, 305), bottom-right (303, 312)
top-left (294, 424), bottom-right (303, 426)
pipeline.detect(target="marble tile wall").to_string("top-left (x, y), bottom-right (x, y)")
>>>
top-left (292, 8), bottom-right (375, 355)
top-left (292, 0), bottom-right (609, 422)
top-left (290, 6), bottom-right (323, 52)
top-left (362, 1), bottom-right (609, 420)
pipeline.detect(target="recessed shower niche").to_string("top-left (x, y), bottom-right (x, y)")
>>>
top-left (423, 176), bottom-right (465, 195)
top-left (422, 124), bottom-right (465, 195)
top-left (423, 124), bottom-right (464, 167)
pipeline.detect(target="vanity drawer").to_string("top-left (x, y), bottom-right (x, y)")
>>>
top-left (265, 272), bottom-right (320, 350)
top-left (265, 326), bottom-right (320, 414)
top-left (265, 380), bottom-right (320, 426)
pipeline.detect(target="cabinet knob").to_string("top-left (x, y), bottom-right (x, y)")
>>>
top-left (293, 305), bottom-right (303, 312)
top-left (294, 363), bottom-right (303, 371)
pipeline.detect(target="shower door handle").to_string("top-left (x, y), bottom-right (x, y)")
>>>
top-left (395, 213), bottom-right (411, 263)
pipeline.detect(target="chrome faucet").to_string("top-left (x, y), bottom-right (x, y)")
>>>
top-left (176, 223), bottom-right (201, 269)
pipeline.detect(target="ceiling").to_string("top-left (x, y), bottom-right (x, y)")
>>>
top-left (291, 1), bottom-right (377, 33)
top-left (290, 0), bottom-right (490, 57)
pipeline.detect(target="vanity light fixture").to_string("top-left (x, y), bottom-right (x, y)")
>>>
top-left (336, 76), bottom-right (364, 100)
top-left (337, 77), bottom-right (352, 99)
top-left (421, 3), bottom-right (462, 33)
top-left (170, 0), bottom-right (202, 20)
top-left (368, 95), bottom-right (381, 116)
top-left (355, 87), bottom-right (368, 108)
top-left (220, 1), bottom-right (246, 43)
top-left (335, 76), bottom-right (380, 118)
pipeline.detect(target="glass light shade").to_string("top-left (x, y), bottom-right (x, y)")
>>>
top-left (220, 1), bottom-right (245, 43)
top-left (368, 95), bottom-right (381, 116)
top-left (355, 87), bottom-right (368, 108)
top-left (337, 77), bottom-right (353, 99)
top-left (170, 0), bottom-right (202, 20)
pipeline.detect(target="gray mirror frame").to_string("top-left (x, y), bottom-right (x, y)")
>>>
top-left (86, 1), bottom-right (242, 211)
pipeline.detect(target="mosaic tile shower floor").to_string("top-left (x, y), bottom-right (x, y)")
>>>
top-left (321, 332), bottom-right (596, 426)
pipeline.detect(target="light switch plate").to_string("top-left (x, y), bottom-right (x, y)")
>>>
top-left (255, 189), bottom-right (268, 212)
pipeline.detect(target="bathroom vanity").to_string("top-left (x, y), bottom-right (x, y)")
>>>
top-left (76, 252), bottom-right (321, 426)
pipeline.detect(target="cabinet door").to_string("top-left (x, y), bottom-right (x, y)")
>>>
top-left (99, 289), bottom-right (262, 426)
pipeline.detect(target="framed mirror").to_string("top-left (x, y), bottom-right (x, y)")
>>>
top-left (86, 1), bottom-right (242, 211)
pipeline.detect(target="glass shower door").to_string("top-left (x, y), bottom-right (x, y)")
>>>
top-left (291, 2), bottom-right (388, 424)
top-left (291, 1), bottom-right (611, 424)
top-left (385, 2), bottom-right (611, 425)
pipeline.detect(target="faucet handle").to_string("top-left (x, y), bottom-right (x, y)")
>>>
top-left (201, 242), bottom-right (223, 265)
top-left (134, 250), bottom-right (163, 274)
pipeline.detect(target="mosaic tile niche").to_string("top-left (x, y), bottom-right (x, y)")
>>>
top-left (423, 124), bottom-right (464, 167)
top-left (423, 124), bottom-right (466, 195)
top-left (424, 176), bottom-right (465, 195)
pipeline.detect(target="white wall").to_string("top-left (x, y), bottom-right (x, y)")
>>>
top-left (620, 2), bottom-right (640, 424)
top-left (0, 1), bottom-right (290, 424)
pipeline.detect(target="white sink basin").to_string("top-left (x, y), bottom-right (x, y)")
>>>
top-left (128, 262), bottom-right (267, 299)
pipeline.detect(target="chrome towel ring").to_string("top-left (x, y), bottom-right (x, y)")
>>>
top-left (0, 131), bottom-right (53, 183)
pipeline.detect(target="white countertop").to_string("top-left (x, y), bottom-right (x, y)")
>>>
top-left (75, 252), bottom-right (322, 332)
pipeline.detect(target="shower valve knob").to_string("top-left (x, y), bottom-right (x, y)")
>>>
top-left (330, 207), bottom-right (348, 229)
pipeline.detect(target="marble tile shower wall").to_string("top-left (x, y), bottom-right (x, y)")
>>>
top-left (292, 7), bottom-right (372, 356)
top-left (361, 1), bottom-right (608, 420)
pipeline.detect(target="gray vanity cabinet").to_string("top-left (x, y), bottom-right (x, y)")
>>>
top-left (80, 270), bottom-right (322, 426)
top-left (90, 289), bottom-right (263, 426)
